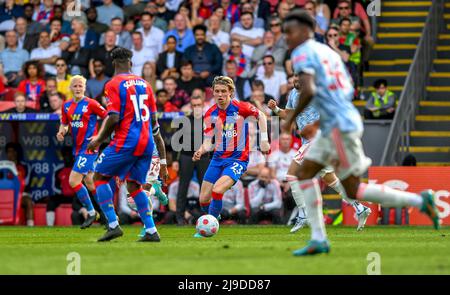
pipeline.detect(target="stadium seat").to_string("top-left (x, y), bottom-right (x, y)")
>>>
top-left (33, 204), bottom-right (47, 226)
top-left (0, 101), bottom-right (15, 112)
top-left (55, 204), bottom-right (73, 226)
top-left (0, 161), bottom-right (22, 225)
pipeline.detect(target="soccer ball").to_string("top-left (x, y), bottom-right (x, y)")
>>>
top-left (196, 215), bottom-right (219, 237)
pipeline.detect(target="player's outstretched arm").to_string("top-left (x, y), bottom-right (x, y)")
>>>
top-left (267, 99), bottom-right (293, 120)
top-left (285, 73), bottom-right (315, 132)
top-left (193, 137), bottom-right (213, 162)
top-left (152, 115), bottom-right (169, 182)
top-left (87, 113), bottom-right (119, 151)
top-left (258, 110), bottom-right (271, 154)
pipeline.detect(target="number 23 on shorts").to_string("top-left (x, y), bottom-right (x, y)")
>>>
top-left (231, 162), bottom-right (243, 176)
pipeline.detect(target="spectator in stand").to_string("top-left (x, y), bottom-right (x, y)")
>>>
top-left (17, 60), bottom-right (46, 109)
top-left (251, 30), bottom-right (286, 76)
top-left (39, 77), bottom-right (58, 111)
top-left (86, 59), bottom-right (110, 100)
top-left (163, 77), bottom-right (190, 109)
top-left (285, 0), bottom-right (302, 10)
top-left (326, 26), bottom-right (356, 84)
top-left (46, 147), bottom-right (75, 226)
top-left (176, 60), bottom-right (205, 96)
top-left (0, 30), bottom-right (29, 87)
top-left (155, 0), bottom-right (176, 24)
top-left (245, 79), bottom-right (274, 103)
top-left (233, 2), bottom-right (264, 30)
top-left (2, 92), bottom-right (35, 114)
top-left (221, 180), bottom-right (247, 224)
top-left (172, 96), bottom-right (209, 225)
top-left (155, 88), bottom-right (178, 112)
top-left (364, 79), bottom-right (396, 120)
top-left (156, 35), bottom-right (182, 80)
top-left (224, 39), bottom-right (251, 78)
top-left (136, 12), bottom-right (164, 59)
top-left (131, 31), bottom-right (157, 76)
top-left (14, 17), bottom-right (39, 53)
top-left (277, 1), bottom-right (290, 22)
top-left (30, 30), bottom-right (61, 77)
top-left (248, 167), bottom-right (282, 224)
top-left (61, 34), bottom-right (91, 77)
top-left (338, 17), bottom-right (361, 85)
top-left (164, 178), bottom-right (201, 225)
top-left (206, 13), bottom-right (230, 55)
top-left (204, 6), bottom-right (231, 33)
top-left (5, 142), bottom-right (33, 226)
top-left (269, 16), bottom-right (288, 57)
top-left (230, 12), bottom-right (264, 58)
top-left (48, 18), bottom-right (70, 51)
top-left (123, 0), bottom-right (149, 20)
top-left (71, 16), bottom-right (99, 49)
top-left (221, 0), bottom-right (240, 26)
top-left (0, 0), bottom-right (24, 32)
top-left (310, 0), bottom-right (331, 34)
top-left (86, 6), bottom-right (109, 35)
top-left (47, 5), bottom-right (72, 35)
top-left (99, 17), bottom-right (132, 50)
top-left (332, 1), bottom-right (361, 31)
top-left (224, 59), bottom-right (251, 101)
top-left (48, 92), bottom-right (63, 115)
top-left (250, 89), bottom-right (271, 117)
top-left (23, 3), bottom-right (44, 34)
top-left (250, 0), bottom-right (271, 23)
top-left (304, 1), bottom-right (325, 37)
top-left (55, 58), bottom-right (72, 99)
top-left (89, 30), bottom-right (117, 78)
top-left (96, 0), bottom-right (124, 26)
top-left (164, 13), bottom-right (195, 53)
top-left (256, 55), bottom-right (288, 101)
top-left (142, 61), bottom-right (163, 92)
top-left (143, 1), bottom-right (168, 32)
top-left (183, 24), bottom-right (223, 85)
top-left (32, 0), bottom-right (54, 25)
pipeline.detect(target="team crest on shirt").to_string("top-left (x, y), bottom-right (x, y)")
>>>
top-left (82, 105), bottom-right (88, 113)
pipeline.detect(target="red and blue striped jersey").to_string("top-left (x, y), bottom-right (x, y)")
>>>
top-left (104, 73), bottom-right (157, 156)
top-left (61, 97), bottom-right (107, 156)
top-left (203, 99), bottom-right (259, 162)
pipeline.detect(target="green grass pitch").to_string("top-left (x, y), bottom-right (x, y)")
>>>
top-left (0, 225), bottom-right (449, 274)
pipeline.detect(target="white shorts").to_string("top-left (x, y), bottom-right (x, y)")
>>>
top-left (145, 156), bottom-right (160, 184)
top-left (293, 141), bottom-right (334, 178)
top-left (304, 129), bottom-right (372, 180)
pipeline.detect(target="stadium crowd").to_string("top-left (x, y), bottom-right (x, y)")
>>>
top-left (0, 0), bottom-right (378, 226)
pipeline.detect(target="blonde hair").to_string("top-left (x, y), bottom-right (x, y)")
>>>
top-left (70, 75), bottom-right (87, 87)
top-left (212, 76), bottom-right (235, 97)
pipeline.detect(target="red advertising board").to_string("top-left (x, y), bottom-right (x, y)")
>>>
top-left (369, 167), bottom-right (450, 226)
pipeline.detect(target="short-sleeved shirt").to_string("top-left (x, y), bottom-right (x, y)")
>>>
top-left (291, 39), bottom-right (361, 135)
top-left (203, 99), bottom-right (259, 162)
top-left (104, 73), bottom-right (158, 156)
top-left (61, 97), bottom-right (107, 156)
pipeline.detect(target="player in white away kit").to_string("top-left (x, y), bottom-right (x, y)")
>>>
top-left (282, 10), bottom-right (440, 256)
top-left (269, 74), bottom-right (371, 232)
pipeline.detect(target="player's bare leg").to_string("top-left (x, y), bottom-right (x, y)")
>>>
top-left (291, 159), bottom-right (332, 256)
top-left (286, 160), bottom-right (308, 232)
top-left (68, 170), bottom-right (98, 229)
top-left (94, 173), bottom-right (123, 242)
top-left (341, 175), bottom-right (440, 229)
top-left (321, 172), bottom-right (371, 231)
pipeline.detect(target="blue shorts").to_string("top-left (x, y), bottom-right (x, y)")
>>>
top-left (94, 146), bottom-right (152, 184)
top-left (203, 159), bottom-right (248, 184)
top-left (72, 153), bottom-right (97, 175)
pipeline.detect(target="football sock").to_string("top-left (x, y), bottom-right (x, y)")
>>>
top-left (288, 176), bottom-right (307, 219)
top-left (357, 183), bottom-right (423, 208)
top-left (209, 192), bottom-right (223, 218)
top-left (73, 183), bottom-right (95, 213)
top-left (329, 179), bottom-right (365, 214)
top-left (299, 178), bottom-right (327, 242)
top-left (95, 180), bottom-right (118, 228)
top-left (46, 211), bottom-right (55, 226)
top-left (131, 188), bottom-right (157, 234)
top-left (200, 200), bottom-right (211, 214)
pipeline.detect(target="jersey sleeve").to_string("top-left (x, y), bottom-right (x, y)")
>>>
top-left (60, 103), bottom-right (69, 125)
top-left (146, 82), bottom-right (157, 114)
top-left (285, 91), bottom-right (295, 109)
top-left (104, 80), bottom-right (120, 115)
top-left (90, 100), bottom-right (107, 119)
top-left (291, 47), bottom-right (317, 76)
top-left (238, 101), bottom-right (260, 119)
top-left (203, 108), bottom-right (215, 138)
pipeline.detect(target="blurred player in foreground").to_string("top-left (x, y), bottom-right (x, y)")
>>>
top-left (192, 76), bottom-right (270, 237)
top-left (282, 10), bottom-right (440, 256)
top-left (87, 47), bottom-right (168, 242)
top-left (56, 75), bottom-right (107, 229)
top-left (269, 73), bottom-right (371, 233)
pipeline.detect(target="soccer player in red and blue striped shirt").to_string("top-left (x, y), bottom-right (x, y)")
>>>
top-left (192, 76), bottom-right (270, 237)
top-left (87, 48), bottom-right (168, 242)
top-left (56, 75), bottom-right (107, 229)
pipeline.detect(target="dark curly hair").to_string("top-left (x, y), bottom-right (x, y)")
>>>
top-left (22, 60), bottom-right (44, 79)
